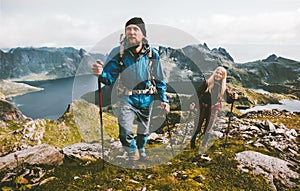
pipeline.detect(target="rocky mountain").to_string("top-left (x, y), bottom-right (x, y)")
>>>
top-left (157, 45), bottom-right (299, 99)
top-left (0, 44), bottom-right (233, 82)
top-left (158, 44), bottom-right (234, 82)
top-left (2, 45), bottom-right (299, 108)
top-left (0, 47), bottom-right (104, 80)
top-left (1, 46), bottom-right (299, 100)
top-left (229, 54), bottom-right (300, 98)
top-left (0, 99), bottom-right (26, 121)
top-left (158, 45), bottom-right (300, 98)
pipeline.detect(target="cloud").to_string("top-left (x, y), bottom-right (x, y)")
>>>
top-left (0, 13), bottom-right (112, 48)
top-left (1, 6), bottom-right (300, 50)
top-left (191, 10), bottom-right (300, 45)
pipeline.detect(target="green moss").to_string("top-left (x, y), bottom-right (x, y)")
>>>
top-left (249, 115), bottom-right (300, 130)
top-left (1, 100), bottom-right (297, 190)
top-left (0, 121), bottom-right (26, 156)
top-left (41, 119), bottom-right (82, 149)
top-left (34, 137), bottom-right (276, 191)
top-left (64, 100), bottom-right (120, 142)
top-left (0, 100), bottom-right (122, 156)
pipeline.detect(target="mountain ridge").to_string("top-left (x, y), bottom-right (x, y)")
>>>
top-left (1, 45), bottom-right (299, 99)
top-left (0, 47), bottom-right (104, 80)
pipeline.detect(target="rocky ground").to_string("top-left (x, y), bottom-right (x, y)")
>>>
top-left (0, 97), bottom-right (299, 190)
top-left (0, 77), bottom-right (299, 190)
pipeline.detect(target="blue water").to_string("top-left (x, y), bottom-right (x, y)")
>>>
top-left (240, 99), bottom-right (300, 114)
top-left (11, 76), bottom-right (300, 120)
top-left (12, 75), bottom-right (98, 120)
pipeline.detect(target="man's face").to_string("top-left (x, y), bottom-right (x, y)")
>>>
top-left (125, 24), bottom-right (145, 46)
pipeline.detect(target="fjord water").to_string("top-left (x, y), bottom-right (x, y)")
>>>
top-left (11, 76), bottom-right (300, 120)
top-left (12, 75), bottom-right (98, 120)
top-left (240, 99), bottom-right (300, 114)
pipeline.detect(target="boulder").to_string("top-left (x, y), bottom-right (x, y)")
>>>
top-left (62, 143), bottom-right (104, 161)
top-left (263, 120), bottom-right (276, 132)
top-left (0, 99), bottom-right (26, 121)
top-left (0, 144), bottom-right (63, 171)
top-left (235, 151), bottom-right (298, 190)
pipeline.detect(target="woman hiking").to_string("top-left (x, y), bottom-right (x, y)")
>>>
top-left (189, 66), bottom-right (236, 149)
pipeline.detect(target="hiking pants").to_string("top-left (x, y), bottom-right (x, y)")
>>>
top-left (118, 101), bottom-right (152, 156)
top-left (191, 103), bottom-right (211, 143)
top-left (191, 102), bottom-right (220, 137)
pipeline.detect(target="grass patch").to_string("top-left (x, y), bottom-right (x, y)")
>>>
top-left (33, 138), bottom-right (274, 191)
top-left (252, 115), bottom-right (300, 130)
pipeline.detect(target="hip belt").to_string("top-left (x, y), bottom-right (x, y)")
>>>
top-left (118, 85), bottom-right (157, 96)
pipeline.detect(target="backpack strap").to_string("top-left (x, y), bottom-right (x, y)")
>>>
top-left (117, 39), bottom-right (158, 95)
top-left (147, 47), bottom-right (158, 94)
top-left (148, 47), bottom-right (152, 59)
top-left (119, 34), bottom-right (125, 66)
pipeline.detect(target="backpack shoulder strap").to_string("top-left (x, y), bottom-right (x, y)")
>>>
top-left (148, 47), bottom-right (157, 90)
top-left (148, 47), bottom-right (153, 59)
top-left (119, 34), bottom-right (125, 66)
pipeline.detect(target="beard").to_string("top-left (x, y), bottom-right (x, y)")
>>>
top-left (126, 37), bottom-right (141, 47)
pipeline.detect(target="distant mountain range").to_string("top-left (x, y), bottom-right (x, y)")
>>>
top-left (229, 54), bottom-right (300, 98)
top-left (0, 47), bottom-right (104, 80)
top-left (0, 45), bottom-right (299, 98)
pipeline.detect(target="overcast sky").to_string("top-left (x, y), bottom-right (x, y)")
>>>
top-left (1, 0), bottom-right (300, 62)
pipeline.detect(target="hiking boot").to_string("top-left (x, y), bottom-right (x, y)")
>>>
top-left (138, 150), bottom-right (150, 162)
top-left (128, 150), bottom-right (140, 161)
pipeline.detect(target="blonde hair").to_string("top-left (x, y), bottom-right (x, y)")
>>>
top-left (206, 66), bottom-right (227, 101)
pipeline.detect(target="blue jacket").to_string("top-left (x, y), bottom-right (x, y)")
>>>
top-left (100, 43), bottom-right (168, 108)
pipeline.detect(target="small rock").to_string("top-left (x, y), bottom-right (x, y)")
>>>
top-left (263, 120), bottom-right (276, 132)
top-left (74, 176), bottom-right (80, 180)
top-left (253, 142), bottom-right (265, 148)
top-left (129, 179), bottom-right (140, 184)
top-left (200, 154), bottom-right (211, 161)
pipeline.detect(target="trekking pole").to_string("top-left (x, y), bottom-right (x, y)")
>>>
top-left (165, 113), bottom-right (175, 157)
top-left (97, 76), bottom-right (105, 170)
top-left (224, 92), bottom-right (238, 147)
top-left (182, 110), bottom-right (192, 144)
top-left (180, 108), bottom-right (194, 149)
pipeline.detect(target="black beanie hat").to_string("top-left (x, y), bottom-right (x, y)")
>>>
top-left (125, 17), bottom-right (146, 37)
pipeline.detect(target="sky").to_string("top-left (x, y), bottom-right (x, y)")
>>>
top-left (1, 0), bottom-right (300, 63)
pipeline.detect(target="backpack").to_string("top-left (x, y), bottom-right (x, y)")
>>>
top-left (116, 35), bottom-right (157, 96)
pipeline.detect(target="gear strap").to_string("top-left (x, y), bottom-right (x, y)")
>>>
top-left (117, 34), bottom-right (157, 96)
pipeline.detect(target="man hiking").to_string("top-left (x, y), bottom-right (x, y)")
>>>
top-left (92, 17), bottom-right (170, 168)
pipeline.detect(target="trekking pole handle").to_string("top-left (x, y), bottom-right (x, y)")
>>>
top-left (161, 102), bottom-right (170, 113)
top-left (92, 60), bottom-right (104, 76)
top-left (97, 75), bottom-right (105, 170)
top-left (232, 92), bottom-right (238, 100)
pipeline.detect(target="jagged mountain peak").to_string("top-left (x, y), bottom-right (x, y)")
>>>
top-left (181, 43), bottom-right (234, 62)
top-left (262, 54), bottom-right (278, 62)
top-left (158, 43), bottom-right (234, 79)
